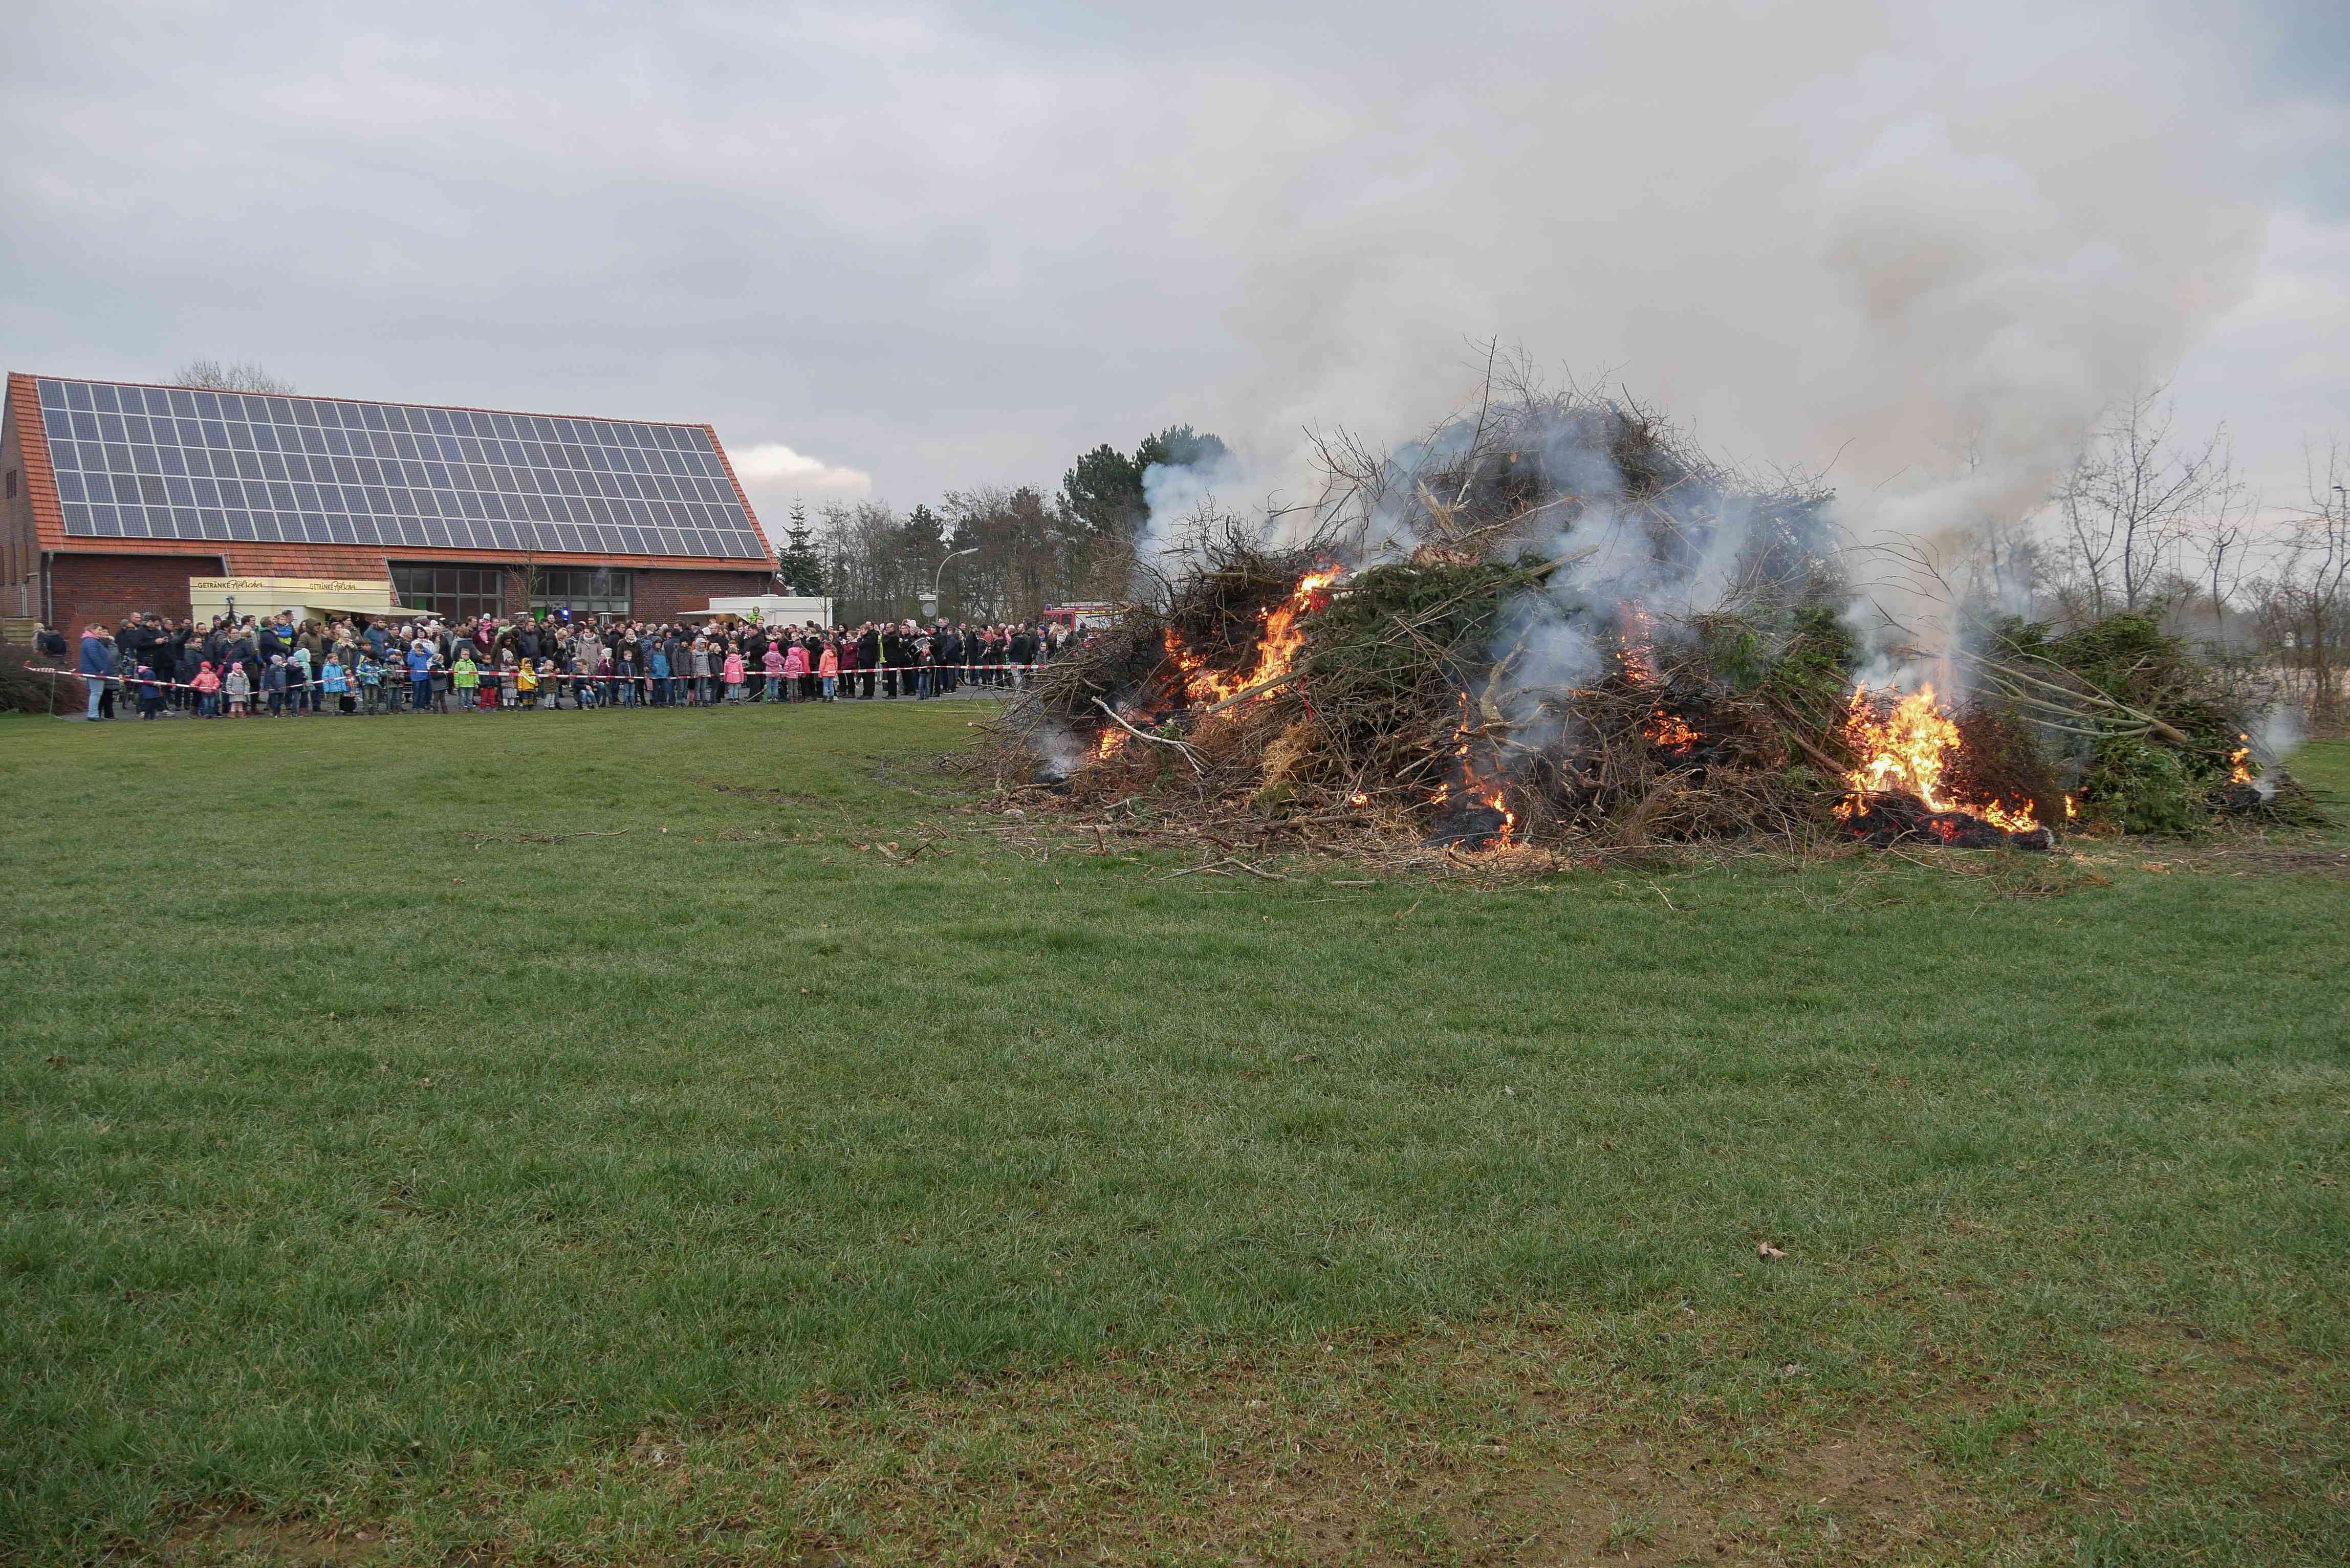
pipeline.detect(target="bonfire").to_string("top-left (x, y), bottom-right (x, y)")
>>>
top-left (982, 385), bottom-right (2319, 857)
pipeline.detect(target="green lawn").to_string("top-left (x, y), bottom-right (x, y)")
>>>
top-left (3, 707), bottom-right (2345, 1565)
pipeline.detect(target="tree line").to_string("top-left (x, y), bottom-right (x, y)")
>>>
top-left (783, 425), bottom-right (1230, 626)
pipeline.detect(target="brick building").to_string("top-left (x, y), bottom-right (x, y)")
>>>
top-left (2, 372), bottom-right (778, 634)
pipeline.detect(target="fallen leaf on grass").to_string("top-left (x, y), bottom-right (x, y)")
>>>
top-left (45, 1056), bottom-right (67, 1068)
top-left (2142, 862), bottom-right (2171, 874)
top-left (1758, 1241), bottom-right (1789, 1261)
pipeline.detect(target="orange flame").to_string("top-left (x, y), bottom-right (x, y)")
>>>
top-left (2229, 733), bottom-right (2253, 785)
top-left (1429, 691), bottom-right (1516, 847)
top-left (1165, 569), bottom-right (1342, 707)
top-left (1645, 710), bottom-right (1699, 753)
top-left (1618, 604), bottom-right (1659, 687)
top-left (1838, 685), bottom-right (2043, 833)
top-left (1096, 727), bottom-right (1129, 761)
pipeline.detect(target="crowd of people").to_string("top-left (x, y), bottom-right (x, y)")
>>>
top-left (44, 609), bottom-right (1075, 720)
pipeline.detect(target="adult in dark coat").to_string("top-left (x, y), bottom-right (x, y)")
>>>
top-left (855, 626), bottom-right (881, 700)
top-left (935, 625), bottom-right (962, 694)
top-left (743, 627), bottom-right (768, 698)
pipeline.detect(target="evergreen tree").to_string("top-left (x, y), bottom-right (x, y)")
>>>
top-left (1059, 443), bottom-right (1145, 540)
top-left (774, 499), bottom-right (826, 594)
top-left (1134, 423), bottom-right (1230, 475)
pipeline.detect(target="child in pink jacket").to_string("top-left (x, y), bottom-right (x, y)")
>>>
top-left (782, 638), bottom-right (810, 703)
top-left (722, 648), bottom-right (746, 702)
top-left (190, 661), bottom-right (223, 718)
top-left (761, 642), bottom-right (785, 702)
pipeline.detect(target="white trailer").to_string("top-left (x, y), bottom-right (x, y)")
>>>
top-left (698, 594), bottom-right (836, 628)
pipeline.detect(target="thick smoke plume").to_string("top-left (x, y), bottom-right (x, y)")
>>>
top-left (1145, 1), bottom-right (2272, 607)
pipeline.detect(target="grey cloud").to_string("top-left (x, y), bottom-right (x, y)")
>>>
top-left (2, 0), bottom-right (2341, 526)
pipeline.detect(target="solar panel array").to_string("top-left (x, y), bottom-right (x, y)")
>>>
top-left (32, 377), bottom-right (768, 561)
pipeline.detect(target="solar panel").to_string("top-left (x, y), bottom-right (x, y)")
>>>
top-left (32, 377), bottom-right (764, 560)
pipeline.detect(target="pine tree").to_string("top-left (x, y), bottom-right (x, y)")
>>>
top-left (775, 499), bottom-right (825, 594)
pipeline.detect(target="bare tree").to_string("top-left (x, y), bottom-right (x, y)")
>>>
top-left (2189, 461), bottom-right (2256, 638)
top-left (172, 359), bottom-right (298, 395)
top-left (2281, 442), bottom-right (2349, 726)
top-left (2051, 385), bottom-right (2233, 617)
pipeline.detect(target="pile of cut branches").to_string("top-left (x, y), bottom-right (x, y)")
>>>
top-left (973, 381), bottom-right (2327, 852)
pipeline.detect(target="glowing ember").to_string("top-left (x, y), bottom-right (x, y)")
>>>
top-left (1347, 790), bottom-right (1369, 807)
top-left (1429, 692), bottom-right (1516, 847)
top-left (1165, 569), bottom-right (1343, 706)
top-left (1618, 604), bottom-right (1660, 687)
top-left (1097, 727), bottom-right (1129, 761)
top-left (1837, 684), bottom-right (2045, 834)
top-left (1644, 710), bottom-right (1700, 753)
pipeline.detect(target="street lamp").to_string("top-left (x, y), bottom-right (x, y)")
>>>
top-left (920, 548), bottom-right (978, 620)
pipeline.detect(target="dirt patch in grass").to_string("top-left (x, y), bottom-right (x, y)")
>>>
top-left (161, 1511), bottom-right (384, 1566)
top-left (147, 1308), bottom-right (2343, 1567)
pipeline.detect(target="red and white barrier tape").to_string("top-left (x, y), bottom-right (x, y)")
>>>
top-left (30, 663), bottom-right (1045, 687)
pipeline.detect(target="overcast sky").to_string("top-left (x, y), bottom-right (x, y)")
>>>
top-left (4, 1), bottom-right (2344, 534)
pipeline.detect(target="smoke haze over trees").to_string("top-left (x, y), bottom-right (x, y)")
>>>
top-left (808, 424), bottom-right (1236, 623)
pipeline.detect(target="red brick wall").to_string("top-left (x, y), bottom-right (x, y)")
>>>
top-left (50, 551), bottom-right (228, 634)
top-left (2, 394), bottom-right (37, 617)
top-left (633, 568), bottom-right (773, 621)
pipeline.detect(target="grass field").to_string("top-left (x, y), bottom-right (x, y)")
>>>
top-left (4, 705), bottom-right (2346, 1566)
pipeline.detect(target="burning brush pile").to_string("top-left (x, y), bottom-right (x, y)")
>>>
top-left (983, 388), bottom-right (2318, 857)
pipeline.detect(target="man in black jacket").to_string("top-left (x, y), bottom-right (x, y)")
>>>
top-left (114, 613), bottom-right (150, 685)
top-left (882, 623), bottom-right (909, 698)
top-left (744, 626), bottom-right (769, 699)
top-left (855, 625), bottom-right (881, 699)
top-left (1008, 625), bottom-right (1036, 691)
top-left (935, 623), bottom-right (962, 694)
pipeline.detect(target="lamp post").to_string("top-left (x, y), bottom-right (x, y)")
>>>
top-left (920, 548), bottom-right (978, 621)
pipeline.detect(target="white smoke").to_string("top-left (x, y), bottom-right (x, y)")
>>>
top-left (2247, 704), bottom-right (2305, 796)
top-left (1188, 0), bottom-right (2272, 605)
top-left (1137, 448), bottom-right (1251, 567)
top-left (1488, 484), bottom-right (1780, 736)
top-left (1027, 720), bottom-right (1088, 780)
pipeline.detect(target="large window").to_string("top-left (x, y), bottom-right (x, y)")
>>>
top-left (392, 564), bottom-right (505, 621)
top-left (532, 567), bottom-right (632, 617)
